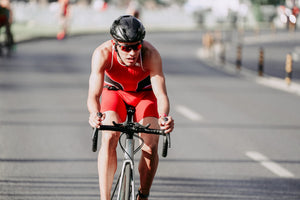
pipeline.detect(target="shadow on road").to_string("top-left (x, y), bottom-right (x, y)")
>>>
top-left (0, 174), bottom-right (299, 200)
top-left (152, 176), bottom-right (300, 200)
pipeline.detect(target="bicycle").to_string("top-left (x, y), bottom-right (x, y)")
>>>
top-left (92, 104), bottom-right (171, 200)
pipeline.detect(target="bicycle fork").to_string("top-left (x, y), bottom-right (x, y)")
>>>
top-left (117, 136), bottom-right (135, 200)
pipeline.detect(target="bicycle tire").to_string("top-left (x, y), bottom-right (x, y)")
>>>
top-left (120, 163), bottom-right (132, 200)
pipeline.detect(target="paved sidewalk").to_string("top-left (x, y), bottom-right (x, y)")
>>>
top-left (242, 30), bottom-right (300, 45)
top-left (198, 47), bottom-right (300, 97)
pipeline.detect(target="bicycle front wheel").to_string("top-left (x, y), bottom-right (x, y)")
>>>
top-left (120, 163), bottom-right (132, 200)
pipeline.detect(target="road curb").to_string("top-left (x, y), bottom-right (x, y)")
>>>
top-left (197, 49), bottom-right (300, 97)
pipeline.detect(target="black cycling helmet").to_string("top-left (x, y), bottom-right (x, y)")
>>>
top-left (110, 15), bottom-right (145, 43)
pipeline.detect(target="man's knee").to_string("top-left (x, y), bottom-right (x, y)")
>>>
top-left (101, 131), bottom-right (120, 150)
top-left (142, 142), bottom-right (158, 158)
top-left (99, 111), bottom-right (121, 150)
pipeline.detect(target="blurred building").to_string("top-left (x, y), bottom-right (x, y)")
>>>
top-left (7, 0), bottom-right (300, 32)
top-left (184, 0), bottom-right (299, 29)
top-left (184, 0), bottom-right (253, 28)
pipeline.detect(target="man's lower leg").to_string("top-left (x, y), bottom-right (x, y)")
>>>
top-left (98, 147), bottom-right (117, 200)
top-left (138, 150), bottom-right (159, 199)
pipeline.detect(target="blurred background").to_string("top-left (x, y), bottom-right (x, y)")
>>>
top-left (7, 0), bottom-right (300, 42)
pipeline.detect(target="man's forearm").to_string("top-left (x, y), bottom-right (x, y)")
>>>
top-left (87, 95), bottom-right (101, 114)
top-left (157, 95), bottom-right (170, 116)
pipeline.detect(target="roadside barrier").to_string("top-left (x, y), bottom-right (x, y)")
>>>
top-left (220, 42), bottom-right (226, 64)
top-left (258, 47), bottom-right (264, 76)
top-left (236, 44), bottom-right (242, 70)
top-left (285, 53), bottom-right (293, 85)
top-left (202, 33), bottom-right (214, 59)
top-left (203, 37), bottom-right (296, 86)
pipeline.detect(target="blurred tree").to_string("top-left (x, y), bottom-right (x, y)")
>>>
top-left (251, 0), bottom-right (285, 22)
top-left (250, 0), bottom-right (285, 5)
top-left (173, 0), bottom-right (187, 6)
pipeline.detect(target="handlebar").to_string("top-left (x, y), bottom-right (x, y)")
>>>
top-left (92, 121), bottom-right (171, 157)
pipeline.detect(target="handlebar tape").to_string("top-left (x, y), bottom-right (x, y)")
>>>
top-left (92, 128), bottom-right (98, 152)
top-left (162, 133), bottom-right (171, 157)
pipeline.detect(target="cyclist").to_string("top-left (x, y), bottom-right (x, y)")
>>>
top-left (87, 15), bottom-right (174, 200)
top-left (0, 0), bottom-right (14, 47)
top-left (57, 0), bottom-right (69, 40)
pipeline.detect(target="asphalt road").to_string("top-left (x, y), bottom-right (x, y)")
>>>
top-left (0, 31), bottom-right (300, 200)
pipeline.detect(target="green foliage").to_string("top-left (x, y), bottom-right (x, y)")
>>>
top-left (250, 0), bottom-right (285, 5)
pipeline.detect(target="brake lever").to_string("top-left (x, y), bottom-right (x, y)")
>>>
top-left (162, 117), bottom-right (171, 148)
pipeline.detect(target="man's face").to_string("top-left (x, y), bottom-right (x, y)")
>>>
top-left (115, 41), bottom-right (142, 66)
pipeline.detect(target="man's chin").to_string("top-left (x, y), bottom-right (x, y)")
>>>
top-left (126, 61), bottom-right (136, 66)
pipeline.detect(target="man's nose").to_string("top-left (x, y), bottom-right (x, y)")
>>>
top-left (128, 49), bottom-right (136, 55)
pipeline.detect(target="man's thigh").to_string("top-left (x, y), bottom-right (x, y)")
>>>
top-left (135, 91), bottom-right (158, 122)
top-left (101, 88), bottom-right (127, 122)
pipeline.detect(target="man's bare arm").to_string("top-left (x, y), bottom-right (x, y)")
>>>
top-left (87, 43), bottom-right (111, 127)
top-left (145, 42), bottom-right (174, 133)
top-left (145, 43), bottom-right (169, 116)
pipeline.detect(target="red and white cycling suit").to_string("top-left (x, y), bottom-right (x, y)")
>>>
top-left (100, 42), bottom-right (158, 122)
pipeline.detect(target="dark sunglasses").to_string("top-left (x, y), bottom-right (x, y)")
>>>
top-left (116, 42), bottom-right (143, 52)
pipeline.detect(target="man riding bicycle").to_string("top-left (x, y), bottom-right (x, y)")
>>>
top-left (87, 15), bottom-right (174, 200)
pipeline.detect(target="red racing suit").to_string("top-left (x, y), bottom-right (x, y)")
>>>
top-left (100, 43), bottom-right (158, 122)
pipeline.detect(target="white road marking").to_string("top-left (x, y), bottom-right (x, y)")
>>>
top-left (255, 77), bottom-right (300, 96)
top-left (246, 151), bottom-right (294, 178)
top-left (175, 105), bottom-right (203, 121)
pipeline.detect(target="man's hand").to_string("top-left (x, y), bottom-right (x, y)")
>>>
top-left (89, 112), bottom-right (105, 128)
top-left (159, 114), bottom-right (174, 134)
